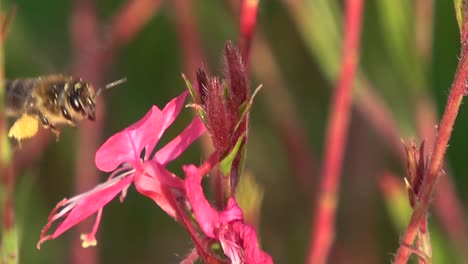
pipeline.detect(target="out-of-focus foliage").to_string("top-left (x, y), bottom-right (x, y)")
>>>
top-left (2, 0), bottom-right (466, 263)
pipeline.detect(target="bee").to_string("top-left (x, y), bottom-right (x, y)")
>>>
top-left (5, 74), bottom-right (125, 141)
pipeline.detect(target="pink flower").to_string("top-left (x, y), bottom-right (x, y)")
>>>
top-left (38, 91), bottom-right (206, 249)
top-left (183, 164), bottom-right (273, 264)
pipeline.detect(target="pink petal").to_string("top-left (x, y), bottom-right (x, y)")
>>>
top-left (96, 106), bottom-right (164, 172)
top-left (219, 197), bottom-right (244, 225)
top-left (142, 161), bottom-right (184, 188)
top-left (226, 222), bottom-right (274, 264)
top-left (48, 175), bottom-right (133, 239)
top-left (162, 91), bottom-right (188, 130)
top-left (133, 164), bottom-right (183, 219)
top-left (183, 164), bottom-right (219, 238)
top-left (145, 91), bottom-right (188, 160)
top-left (155, 116), bottom-right (206, 166)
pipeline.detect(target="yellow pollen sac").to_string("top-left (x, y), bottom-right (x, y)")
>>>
top-left (8, 114), bottom-right (39, 141)
top-left (80, 234), bottom-right (98, 248)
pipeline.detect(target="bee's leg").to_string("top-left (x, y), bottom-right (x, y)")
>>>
top-left (49, 126), bottom-right (61, 141)
top-left (61, 107), bottom-right (76, 127)
top-left (31, 110), bottom-right (61, 141)
top-left (37, 112), bottom-right (50, 127)
top-left (40, 118), bottom-right (60, 141)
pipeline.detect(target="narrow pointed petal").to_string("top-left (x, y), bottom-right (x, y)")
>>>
top-left (145, 91), bottom-right (189, 160)
top-left (42, 176), bottom-right (134, 241)
top-left (96, 106), bottom-right (164, 171)
top-left (161, 91), bottom-right (189, 134)
top-left (155, 116), bottom-right (206, 166)
top-left (183, 164), bottom-right (219, 238)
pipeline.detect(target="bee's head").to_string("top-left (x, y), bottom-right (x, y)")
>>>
top-left (68, 80), bottom-right (96, 121)
top-left (66, 77), bottom-right (125, 122)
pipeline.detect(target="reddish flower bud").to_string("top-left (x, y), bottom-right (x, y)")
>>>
top-left (196, 68), bottom-right (209, 106)
top-left (225, 41), bottom-right (249, 110)
top-left (190, 42), bottom-right (254, 196)
top-left (198, 42), bottom-right (250, 159)
top-left (205, 77), bottom-right (232, 155)
top-left (404, 140), bottom-right (427, 207)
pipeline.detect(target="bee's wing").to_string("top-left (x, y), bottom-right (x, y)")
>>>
top-left (5, 78), bottom-right (36, 116)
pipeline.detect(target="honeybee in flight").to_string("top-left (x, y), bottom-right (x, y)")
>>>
top-left (5, 74), bottom-right (125, 141)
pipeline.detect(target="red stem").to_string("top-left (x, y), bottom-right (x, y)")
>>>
top-left (394, 14), bottom-right (468, 264)
top-left (0, 7), bottom-right (16, 263)
top-left (415, 94), bottom-right (468, 255)
top-left (171, 0), bottom-right (205, 81)
top-left (108, 0), bottom-right (163, 47)
top-left (70, 0), bottom-right (162, 262)
top-left (2, 165), bottom-right (14, 229)
top-left (306, 0), bottom-right (364, 263)
top-left (238, 0), bottom-right (259, 66)
top-left (413, 0), bottom-right (468, 254)
top-left (70, 1), bottom-right (101, 263)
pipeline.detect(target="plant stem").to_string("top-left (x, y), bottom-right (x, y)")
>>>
top-left (306, 0), bottom-right (364, 263)
top-left (0, 3), bottom-right (18, 264)
top-left (70, 0), bottom-right (162, 262)
top-left (238, 0), bottom-right (259, 67)
top-left (71, 1), bottom-right (101, 262)
top-left (171, 0), bottom-right (204, 82)
top-left (393, 12), bottom-right (468, 263)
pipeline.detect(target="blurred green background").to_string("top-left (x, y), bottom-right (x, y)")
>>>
top-left (0, 0), bottom-right (466, 263)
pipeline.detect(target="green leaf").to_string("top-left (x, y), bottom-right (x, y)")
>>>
top-left (286, 0), bottom-right (342, 81)
top-left (454, 0), bottom-right (465, 33)
top-left (235, 171), bottom-right (264, 226)
top-left (376, 0), bottom-right (425, 92)
top-left (182, 73), bottom-right (196, 101)
top-left (222, 80), bottom-right (229, 99)
top-left (234, 84), bottom-right (262, 133)
top-left (182, 73), bottom-right (207, 123)
top-left (219, 134), bottom-right (245, 176)
top-left (380, 175), bottom-right (411, 231)
top-left (1, 224), bottom-right (19, 264)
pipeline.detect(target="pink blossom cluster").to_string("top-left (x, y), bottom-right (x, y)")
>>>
top-left (37, 45), bottom-right (272, 264)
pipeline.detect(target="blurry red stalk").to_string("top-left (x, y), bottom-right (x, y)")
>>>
top-left (70, 0), bottom-right (162, 263)
top-left (0, 5), bottom-right (9, 228)
top-left (414, 0), bottom-right (433, 65)
top-left (70, 1), bottom-right (101, 263)
top-left (306, 0), bottom-right (364, 263)
top-left (238, 0), bottom-right (259, 67)
top-left (171, 0), bottom-right (204, 82)
top-left (108, 0), bottom-right (163, 48)
top-left (394, 10), bottom-right (468, 263)
top-left (0, 6), bottom-right (17, 263)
